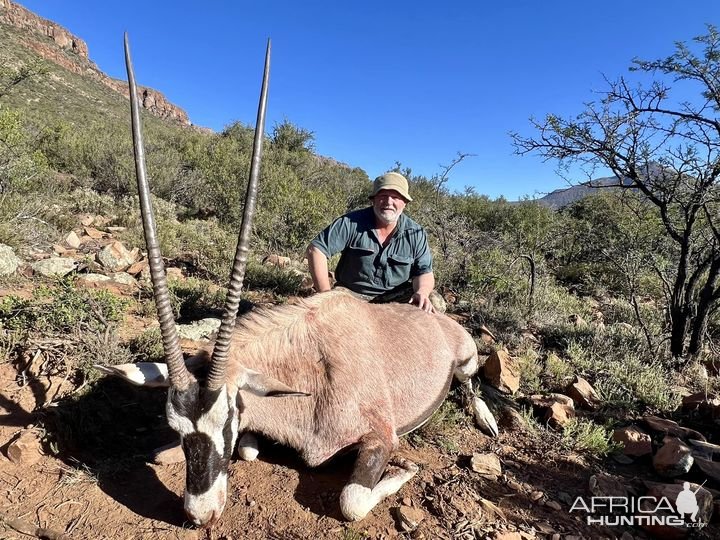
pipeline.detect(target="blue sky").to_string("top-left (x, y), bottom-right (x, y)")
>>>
top-left (17, 1), bottom-right (719, 199)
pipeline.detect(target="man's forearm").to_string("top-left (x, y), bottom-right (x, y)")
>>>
top-left (413, 272), bottom-right (435, 295)
top-left (306, 245), bottom-right (332, 292)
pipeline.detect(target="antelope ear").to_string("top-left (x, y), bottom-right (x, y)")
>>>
top-left (240, 369), bottom-right (310, 397)
top-left (94, 362), bottom-right (170, 388)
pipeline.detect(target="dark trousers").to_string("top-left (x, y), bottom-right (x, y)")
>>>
top-left (339, 282), bottom-right (445, 312)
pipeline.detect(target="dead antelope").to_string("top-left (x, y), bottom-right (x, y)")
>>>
top-left (101, 35), bottom-right (498, 528)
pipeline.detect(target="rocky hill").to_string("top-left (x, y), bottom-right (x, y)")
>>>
top-left (0, 0), bottom-right (190, 124)
top-left (534, 176), bottom-right (624, 209)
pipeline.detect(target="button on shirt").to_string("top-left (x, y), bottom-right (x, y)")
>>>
top-left (310, 207), bottom-right (433, 297)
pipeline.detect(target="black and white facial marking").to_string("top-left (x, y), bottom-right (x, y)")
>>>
top-left (166, 381), bottom-right (239, 527)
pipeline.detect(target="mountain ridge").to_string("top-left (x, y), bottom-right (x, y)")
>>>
top-left (533, 176), bottom-right (625, 209)
top-left (0, 0), bottom-right (190, 125)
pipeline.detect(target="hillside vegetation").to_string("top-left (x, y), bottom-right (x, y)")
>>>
top-left (2, 15), bottom-right (720, 416)
top-left (1, 13), bottom-right (720, 539)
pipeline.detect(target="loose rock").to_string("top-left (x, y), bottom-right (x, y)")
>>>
top-left (653, 437), bottom-right (694, 478)
top-left (612, 425), bottom-right (652, 457)
top-left (681, 392), bottom-right (720, 421)
top-left (544, 401), bottom-right (574, 429)
top-left (0, 243), bottom-right (22, 275)
top-left (544, 500), bottom-right (562, 511)
top-left (693, 456), bottom-right (720, 484)
top-left (687, 439), bottom-right (720, 459)
top-left (176, 318), bottom-right (221, 340)
top-left (31, 257), bottom-right (76, 277)
top-left (483, 349), bottom-right (520, 394)
top-left (84, 226), bottom-right (108, 239)
top-left (478, 497), bottom-right (506, 521)
top-left (97, 241), bottom-right (138, 272)
top-left (642, 415), bottom-right (706, 442)
top-left (7, 429), bottom-right (43, 465)
top-left (65, 230), bottom-right (82, 248)
top-left (394, 505), bottom-right (424, 532)
top-left (262, 254), bottom-right (292, 268)
top-left (493, 533), bottom-right (522, 540)
top-left (645, 481), bottom-right (713, 527)
top-left (566, 376), bottom-right (601, 410)
top-left (471, 452), bottom-right (502, 478)
top-left (166, 267), bottom-right (184, 281)
top-left (127, 260), bottom-right (149, 276)
top-left (110, 272), bottom-right (138, 288)
top-left (528, 394), bottom-right (575, 429)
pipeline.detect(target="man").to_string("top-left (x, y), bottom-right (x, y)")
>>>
top-left (306, 172), bottom-right (439, 312)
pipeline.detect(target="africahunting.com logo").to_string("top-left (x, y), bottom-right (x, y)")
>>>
top-left (569, 482), bottom-right (707, 528)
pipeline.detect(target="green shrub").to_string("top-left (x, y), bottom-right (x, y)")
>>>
top-left (408, 395), bottom-right (467, 453)
top-left (167, 277), bottom-right (226, 321)
top-left (0, 105), bottom-right (50, 194)
top-left (544, 352), bottom-right (574, 388)
top-left (562, 418), bottom-right (619, 456)
top-left (244, 260), bottom-right (304, 296)
top-left (557, 335), bottom-right (681, 413)
top-left (127, 328), bottom-right (165, 363)
top-left (517, 348), bottom-right (543, 393)
top-left (0, 280), bottom-right (128, 334)
top-left (0, 191), bottom-right (63, 251)
top-left (77, 330), bottom-right (133, 380)
top-left (593, 355), bottom-right (680, 413)
top-left (0, 294), bottom-right (34, 331)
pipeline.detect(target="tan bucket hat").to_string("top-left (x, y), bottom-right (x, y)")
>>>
top-left (370, 172), bottom-right (412, 201)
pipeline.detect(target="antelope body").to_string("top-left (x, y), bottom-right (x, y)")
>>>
top-left (109, 36), bottom-right (497, 529)
top-left (225, 290), bottom-right (480, 465)
top-left (108, 288), bottom-right (496, 525)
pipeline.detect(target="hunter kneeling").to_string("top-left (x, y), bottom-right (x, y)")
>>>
top-left (306, 172), bottom-right (444, 313)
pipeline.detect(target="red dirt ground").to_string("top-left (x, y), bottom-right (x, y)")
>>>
top-left (1, 309), bottom-right (718, 540)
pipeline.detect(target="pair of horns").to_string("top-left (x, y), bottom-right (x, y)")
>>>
top-left (124, 34), bottom-right (271, 391)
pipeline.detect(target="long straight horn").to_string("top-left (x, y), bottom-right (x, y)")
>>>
top-left (206, 40), bottom-right (271, 391)
top-left (124, 33), bottom-right (190, 390)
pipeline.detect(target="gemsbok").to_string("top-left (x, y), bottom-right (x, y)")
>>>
top-left (100, 35), bottom-right (498, 528)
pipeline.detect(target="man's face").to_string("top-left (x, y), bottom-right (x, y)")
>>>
top-left (372, 189), bottom-right (407, 224)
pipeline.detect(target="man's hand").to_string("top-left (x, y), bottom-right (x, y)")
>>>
top-left (410, 272), bottom-right (436, 313)
top-left (409, 292), bottom-right (435, 313)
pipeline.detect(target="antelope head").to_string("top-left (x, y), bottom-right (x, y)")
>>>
top-left (123, 35), bottom-right (281, 527)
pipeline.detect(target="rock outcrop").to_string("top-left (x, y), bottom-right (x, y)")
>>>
top-left (0, 0), bottom-right (190, 124)
top-left (0, 0), bottom-right (87, 56)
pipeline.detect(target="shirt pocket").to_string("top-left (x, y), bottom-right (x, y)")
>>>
top-left (345, 244), bottom-right (377, 280)
top-left (386, 254), bottom-right (413, 286)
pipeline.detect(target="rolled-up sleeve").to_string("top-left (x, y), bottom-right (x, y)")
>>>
top-left (411, 228), bottom-right (433, 277)
top-left (310, 215), bottom-right (352, 258)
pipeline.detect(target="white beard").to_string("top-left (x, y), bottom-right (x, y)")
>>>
top-left (374, 206), bottom-right (401, 224)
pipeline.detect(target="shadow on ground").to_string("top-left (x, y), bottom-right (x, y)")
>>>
top-left (41, 377), bottom-right (187, 525)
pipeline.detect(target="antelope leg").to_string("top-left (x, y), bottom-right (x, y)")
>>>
top-left (339, 434), bottom-right (418, 521)
top-left (461, 378), bottom-right (499, 437)
top-left (454, 354), bottom-right (499, 437)
top-left (237, 432), bottom-right (260, 461)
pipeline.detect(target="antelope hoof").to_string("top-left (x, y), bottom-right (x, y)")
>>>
top-left (388, 456), bottom-right (419, 474)
top-left (471, 397), bottom-right (499, 437)
top-left (237, 432), bottom-right (260, 461)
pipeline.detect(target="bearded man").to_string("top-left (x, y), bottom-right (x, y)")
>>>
top-left (306, 172), bottom-right (442, 313)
